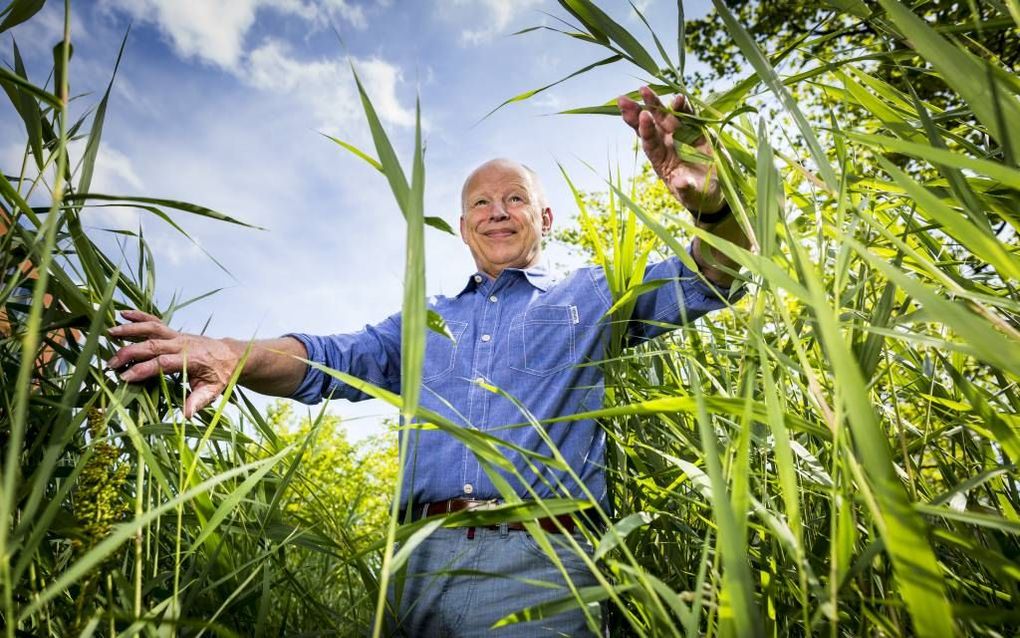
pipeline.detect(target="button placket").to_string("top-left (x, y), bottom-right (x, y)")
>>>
top-left (462, 283), bottom-right (500, 493)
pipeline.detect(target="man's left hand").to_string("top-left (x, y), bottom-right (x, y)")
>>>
top-left (618, 86), bottom-right (724, 217)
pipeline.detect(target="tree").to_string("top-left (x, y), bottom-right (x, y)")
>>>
top-left (264, 401), bottom-right (397, 551)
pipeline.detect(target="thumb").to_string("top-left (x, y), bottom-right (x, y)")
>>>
top-left (672, 94), bottom-right (692, 114)
top-left (184, 385), bottom-right (220, 419)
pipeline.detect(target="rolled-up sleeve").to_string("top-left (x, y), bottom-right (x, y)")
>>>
top-left (628, 245), bottom-right (745, 343)
top-left (284, 312), bottom-right (402, 404)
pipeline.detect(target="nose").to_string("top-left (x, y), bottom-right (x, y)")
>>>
top-left (488, 202), bottom-right (509, 222)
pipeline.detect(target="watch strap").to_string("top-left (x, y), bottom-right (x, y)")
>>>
top-left (692, 201), bottom-right (731, 225)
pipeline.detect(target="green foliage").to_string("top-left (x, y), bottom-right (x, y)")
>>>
top-left (71, 407), bottom-right (131, 555)
top-left (686, 0), bottom-right (1020, 109)
top-left (513, 0), bottom-right (1020, 635)
top-left (4, 0), bottom-right (1020, 636)
top-left (264, 401), bottom-right (397, 550)
top-left (0, 9), bottom-right (393, 634)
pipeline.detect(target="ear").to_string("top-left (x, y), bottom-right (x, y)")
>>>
top-left (459, 214), bottom-right (468, 244)
top-left (541, 207), bottom-right (553, 235)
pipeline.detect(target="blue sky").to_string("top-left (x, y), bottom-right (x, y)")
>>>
top-left (3, 0), bottom-right (716, 438)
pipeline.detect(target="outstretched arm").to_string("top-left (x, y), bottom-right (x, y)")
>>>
top-left (106, 309), bottom-right (309, 418)
top-left (618, 86), bottom-right (749, 287)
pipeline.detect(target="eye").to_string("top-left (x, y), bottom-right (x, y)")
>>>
top-left (473, 198), bottom-right (488, 207)
top-left (509, 194), bottom-right (525, 203)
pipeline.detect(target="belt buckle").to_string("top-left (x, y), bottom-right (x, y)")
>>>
top-left (461, 498), bottom-right (499, 512)
top-left (461, 499), bottom-right (499, 540)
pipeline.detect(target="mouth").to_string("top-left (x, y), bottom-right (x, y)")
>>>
top-left (483, 229), bottom-right (517, 239)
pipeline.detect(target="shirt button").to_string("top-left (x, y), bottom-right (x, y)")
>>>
top-left (489, 295), bottom-right (498, 302)
top-left (463, 483), bottom-right (474, 495)
top-left (474, 376), bottom-right (485, 383)
top-left (480, 334), bottom-right (491, 342)
top-left (473, 275), bottom-right (483, 283)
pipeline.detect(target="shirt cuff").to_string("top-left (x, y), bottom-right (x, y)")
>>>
top-left (682, 244), bottom-right (746, 304)
top-left (282, 332), bottom-right (328, 405)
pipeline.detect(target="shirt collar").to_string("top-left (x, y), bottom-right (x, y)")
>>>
top-left (456, 261), bottom-right (554, 297)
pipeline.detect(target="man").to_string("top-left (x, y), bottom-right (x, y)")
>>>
top-left (107, 87), bottom-right (748, 635)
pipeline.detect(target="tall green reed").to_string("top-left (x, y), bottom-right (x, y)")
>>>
top-left (331, 0), bottom-right (1020, 633)
top-left (5, 0), bottom-right (1019, 635)
top-left (1, 4), bottom-right (395, 635)
top-left (483, 1), bottom-right (1019, 635)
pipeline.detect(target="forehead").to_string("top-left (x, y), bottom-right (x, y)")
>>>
top-left (462, 163), bottom-right (534, 197)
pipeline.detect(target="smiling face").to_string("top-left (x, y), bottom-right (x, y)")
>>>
top-left (459, 159), bottom-right (553, 279)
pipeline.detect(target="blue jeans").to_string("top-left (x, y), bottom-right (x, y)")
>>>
top-left (385, 525), bottom-right (601, 636)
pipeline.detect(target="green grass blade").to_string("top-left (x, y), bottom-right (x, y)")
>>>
top-left (191, 447), bottom-right (292, 549)
top-left (710, 0), bottom-right (839, 191)
top-left (480, 54), bottom-right (622, 121)
top-left (65, 194), bottom-right (263, 229)
top-left (689, 363), bottom-right (762, 638)
top-left (17, 453), bottom-right (289, 621)
top-left (401, 95), bottom-right (426, 421)
top-left (349, 63), bottom-right (410, 216)
top-left (559, 0), bottom-right (659, 75)
top-left (4, 39), bottom-right (45, 170)
top-left (795, 238), bottom-right (956, 637)
top-left (321, 133), bottom-right (382, 172)
top-left (874, 156), bottom-right (1020, 281)
top-left (849, 132), bottom-right (1020, 189)
top-left (76, 27), bottom-right (128, 196)
top-left (0, 62), bottom-right (61, 109)
top-left (0, 0), bottom-right (45, 32)
top-left (876, 0), bottom-right (1020, 163)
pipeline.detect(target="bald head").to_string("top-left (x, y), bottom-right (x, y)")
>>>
top-left (458, 157), bottom-right (554, 278)
top-left (460, 158), bottom-right (548, 217)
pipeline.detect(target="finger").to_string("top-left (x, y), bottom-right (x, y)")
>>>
top-left (117, 351), bottom-right (185, 379)
top-left (118, 353), bottom-right (184, 383)
top-left (671, 93), bottom-right (692, 115)
top-left (638, 85), bottom-right (664, 110)
top-left (617, 95), bottom-right (641, 132)
top-left (119, 308), bottom-right (161, 322)
top-left (641, 87), bottom-right (681, 135)
top-left (118, 352), bottom-right (184, 381)
top-left (108, 320), bottom-right (177, 341)
top-left (637, 110), bottom-right (671, 170)
top-left (669, 94), bottom-right (708, 147)
top-left (184, 385), bottom-right (220, 419)
top-left (108, 337), bottom-right (180, 369)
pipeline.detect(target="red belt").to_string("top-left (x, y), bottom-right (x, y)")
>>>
top-left (406, 499), bottom-right (576, 535)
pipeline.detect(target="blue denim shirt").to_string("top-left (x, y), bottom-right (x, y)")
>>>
top-left (286, 251), bottom-right (740, 509)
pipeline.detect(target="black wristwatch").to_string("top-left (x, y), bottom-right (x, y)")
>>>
top-left (691, 201), bottom-right (731, 225)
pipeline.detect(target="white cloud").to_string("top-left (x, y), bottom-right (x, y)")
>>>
top-left (98, 0), bottom-right (367, 70)
top-left (95, 1), bottom-right (412, 132)
top-left (87, 146), bottom-right (145, 192)
top-left (443, 0), bottom-right (544, 46)
top-left (318, 0), bottom-right (367, 28)
top-left (1, 138), bottom-right (141, 227)
top-left (70, 143), bottom-right (146, 228)
top-left (145, 231), bottom-right (203, 266)
top-left (247, 39), bottom-right (416, 130)
top-left (100, 0), bottom-right (259, 69)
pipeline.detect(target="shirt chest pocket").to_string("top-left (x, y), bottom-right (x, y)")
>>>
top-left (422, 320), bottom-right (469, 382)
top-left (509, 304), bottom-right (577, 377)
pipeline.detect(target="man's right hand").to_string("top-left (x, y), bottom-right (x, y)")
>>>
top-left (617, 86), bottom-right (725, 216)
top-left (106, 309), bottom-right (240, 418)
